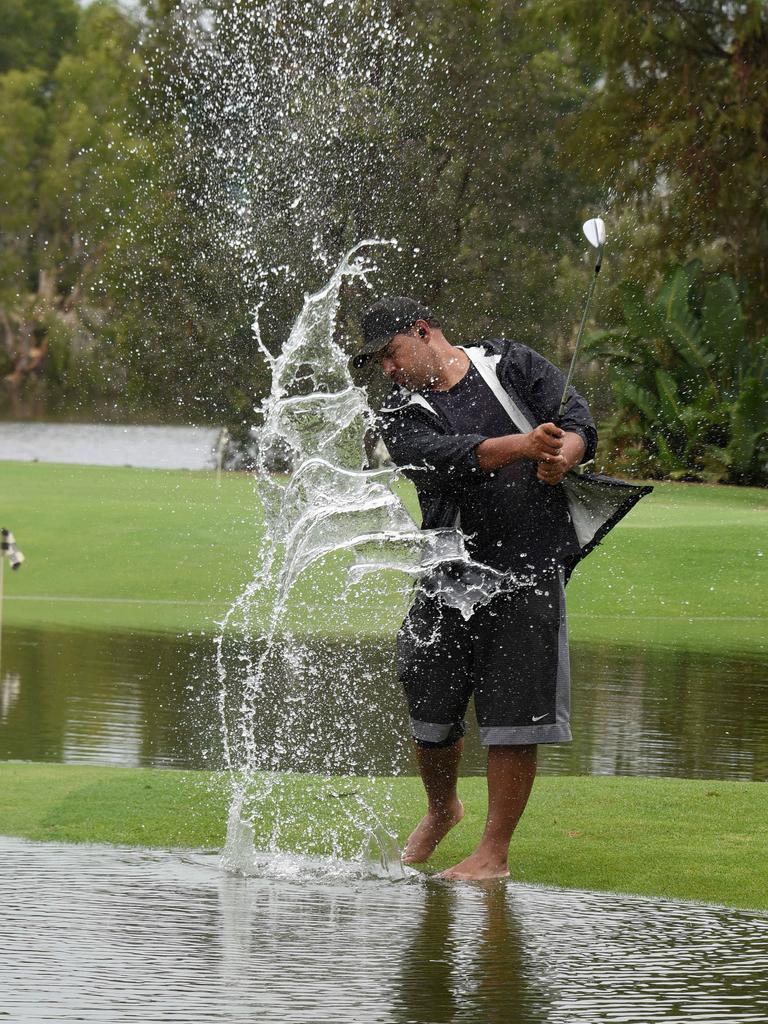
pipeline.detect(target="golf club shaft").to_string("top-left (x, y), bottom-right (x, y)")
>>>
top-left (556, 257), bottom-right (601, 423)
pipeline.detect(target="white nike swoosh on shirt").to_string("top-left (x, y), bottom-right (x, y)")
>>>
top-left (531, 714), bottom-right (549, 722)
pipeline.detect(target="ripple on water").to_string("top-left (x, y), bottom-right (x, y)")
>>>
top-left (1, 837), bottom-right (767, 1023)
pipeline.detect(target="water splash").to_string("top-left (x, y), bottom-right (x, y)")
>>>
top-left (215, 241), bottom-right (514, 876)
top-left (146, 0), bottom-right (437, 326)
top-left (155, 1), bottom-right (511, 876)
top-left (217, 244), bottom-right (401, 872)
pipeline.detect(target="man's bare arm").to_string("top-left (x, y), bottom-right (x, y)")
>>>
top-left (475, 422), bottom-right (565, 472)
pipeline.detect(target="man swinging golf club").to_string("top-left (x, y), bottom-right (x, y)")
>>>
top-left (353, 220), bottom-right (651, 881)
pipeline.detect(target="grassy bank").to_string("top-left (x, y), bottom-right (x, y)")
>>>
top-left (1, 461), bottom-right (766, 654)
top-left (1, 762), bottom-right (766, 911)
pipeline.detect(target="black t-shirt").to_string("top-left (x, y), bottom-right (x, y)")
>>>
top-left (426, 364), bottom-right (579, 576)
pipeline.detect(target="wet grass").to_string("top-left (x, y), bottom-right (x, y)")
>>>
top-left (1, 461), bottom-right (766, 654)
top-left (1, 762), bottom-right (766, 912)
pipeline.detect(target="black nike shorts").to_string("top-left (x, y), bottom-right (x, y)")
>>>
top-left (396, 576), bottom-right (571, 747)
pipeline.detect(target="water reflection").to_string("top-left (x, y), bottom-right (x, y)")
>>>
top-left (1, 836), bottom-right (766, 1023)
top-left (0, 628), bottom-right (221, 770)
top-left (0, 625), bottom-right (766, 780)
top-left (393, 884), bottom-right (551, 1023)
top-left (0, 669), bottom-right (21, 722)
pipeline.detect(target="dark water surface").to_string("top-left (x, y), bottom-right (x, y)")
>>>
top-left (1, 836), bottom-right (766, 1023)
top-left (1, 625), bottom-right (766, 780)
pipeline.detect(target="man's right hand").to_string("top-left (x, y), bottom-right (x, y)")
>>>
top-left (523, 423), bottom-right (564, 463)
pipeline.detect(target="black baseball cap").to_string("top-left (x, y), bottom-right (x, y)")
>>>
top-left (353, 296), bottom-right (436, 368)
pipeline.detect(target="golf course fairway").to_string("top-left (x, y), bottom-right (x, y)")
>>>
top-left (1, 461), bottom-right (766, 654)
top-left (2, 460), bottom-right (766, 911)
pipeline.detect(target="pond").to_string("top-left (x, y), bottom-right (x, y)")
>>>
top-left (1, 625), bottom-right (766, 781)
top-left (1, 836), bottom-right (766, 1023)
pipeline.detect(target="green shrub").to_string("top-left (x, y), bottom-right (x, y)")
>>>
top-left (587, 262), bottom-right (768, 485)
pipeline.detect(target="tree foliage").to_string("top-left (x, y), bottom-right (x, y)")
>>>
top-left (542, 0), bottom-right (768, 331)
top-left (377, 0), bottom-right (599, 351)
top-left (128, 1), bottom-right (593, 363)
top-left (0, 0), bottom-right (764, 484)
top-left (0, 0), bottom-right (607, 421)
top-left (0, 0), bottom-right (78, 74)
top-left (0, 0), bottom-right (144, 415)
top-left (586, 262), bottom-right (768, 484)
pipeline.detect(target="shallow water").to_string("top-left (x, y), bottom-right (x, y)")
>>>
top-left (0, 422), bottom-right (220, 469)
top-left (1, 625), bottom-right (766, 781)
top-left (0, 836), bottom-right (766, 1023)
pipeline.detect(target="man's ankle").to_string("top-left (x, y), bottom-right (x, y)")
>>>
top-left (476, 836), bottom-right (512, 861)
top-left (427, 797), bottom-right (462, 819)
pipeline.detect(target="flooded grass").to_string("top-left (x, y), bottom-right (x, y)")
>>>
top-left (1, 762), bottom-right (766, 910)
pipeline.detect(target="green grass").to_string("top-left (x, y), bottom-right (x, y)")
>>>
top-left (1, 461), bottom-right (766, 654)
top-left (0, 462), bottom-right (259, 633)
top-left (1, 762), bottom-right (766, 911)
top-left (567, 481), bottom-right (768, 655)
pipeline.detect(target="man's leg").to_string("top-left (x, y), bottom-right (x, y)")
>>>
top-left (437, 743), bottom-right (537, 881)
top-left (397, 594), bottom-right (472, 865)
top-left (402, 738), bottom-right (465, 864)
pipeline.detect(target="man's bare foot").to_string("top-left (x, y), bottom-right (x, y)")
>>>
top-left (435, 846), bottom-right (510, 881)
top-left (402, 799), bottom-right (464, 864)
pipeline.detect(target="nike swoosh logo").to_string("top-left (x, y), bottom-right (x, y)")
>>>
top-left (531, 714), bottom-right (549, 722)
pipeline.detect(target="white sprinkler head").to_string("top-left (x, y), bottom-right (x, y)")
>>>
top-left (583, 217), bottom-right (606, 248)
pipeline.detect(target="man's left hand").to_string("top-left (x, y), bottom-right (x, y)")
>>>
top-left (536, 431), bottom-right (586, 485)
top-left (537, 454), bottom-right (569, 485)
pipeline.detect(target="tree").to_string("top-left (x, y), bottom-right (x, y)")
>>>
top-left (540, 0), bottom-right (768, 332)
top-left (0, 1), bottom-right (145, 413)
top-left (0, 0), bottom-right (78, 75)
top-left (0, 69), bottom-right (47, 313)
top-left (13, 0), bottom-right (731, 436)
top-left (383, 0), bottom-right (600, 358)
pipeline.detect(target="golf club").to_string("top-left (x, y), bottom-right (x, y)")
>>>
top-left (556, 217), bottom-right (606, 422)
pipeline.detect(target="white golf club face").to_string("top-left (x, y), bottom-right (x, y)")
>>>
top-left (583, 217), bottom-right (606, 249)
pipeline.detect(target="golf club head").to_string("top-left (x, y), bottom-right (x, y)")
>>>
top-left (582, 218), bottom-right (606, 249)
